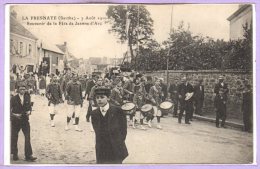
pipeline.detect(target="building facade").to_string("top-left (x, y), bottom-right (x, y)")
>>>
top-left (227, 4), bottom-right (252, 40)
top-left (38, 42), bottom-right (64, 75)
top-left (10, 13), bottom-right (38, 75)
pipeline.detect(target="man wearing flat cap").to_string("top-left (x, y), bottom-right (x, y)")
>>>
top-left (91, 87), bottom-right (128, 164)
top-left (214, 75), bottom-right (229, 95)
top-left (214, 75), bottom-right (229, 128)
top-left (10, 84), bottom-right (37, 162)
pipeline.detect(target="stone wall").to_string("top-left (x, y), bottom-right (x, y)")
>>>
top-left (144, 70), bottom-right (253, 122)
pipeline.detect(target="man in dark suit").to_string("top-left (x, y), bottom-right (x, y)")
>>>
top-left (177, 77), bottom-right (194, 124)
top-left (10, 84), bottom-right (37, 161)
top-left (91, 87), bottom-right (128, 164)
top-left (86, 76), bottom-right (102, 122)
top-left (159, 78), bottom-right (168, 102)
top-left (214, 89), bottom-right (227, 128)
top-left (193, 79), bottom-right (205, 116)
top-left (214, 75), bottom-right (229, 96)
top-left (242, 84), bottom-right (253, 132)
top-left (85, 75), bottom-right (98, 123)
top-left (214, 75), bottom-right (229, 128)
top-left (85, 74), bottom-right (97, 99)
top-left (144, 76), bottom-right (153, 94)
top-left (168, 78), bottom-right (179, 117)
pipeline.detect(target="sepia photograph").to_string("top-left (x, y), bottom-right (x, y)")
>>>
top-left (6, 3), bottom-right (254, 165)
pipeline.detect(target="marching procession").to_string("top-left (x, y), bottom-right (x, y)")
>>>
top-left (9, 68), bottom-right (253, 164)
top-left (7, 3), bottom-right (254, 164)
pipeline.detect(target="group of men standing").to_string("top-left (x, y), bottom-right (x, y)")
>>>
top-left (168, 74), bottom-right (252, 131)
top-left (168, 76), bottom-right (205, 124)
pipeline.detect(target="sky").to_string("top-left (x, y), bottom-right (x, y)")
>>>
top-left (10, 4), bottom-right (239, 59)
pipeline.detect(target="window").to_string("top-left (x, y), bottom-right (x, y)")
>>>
top-left (19, 42), bottom-right (23, 55)
top-left (52, 55), bottom-right (58, 65)
top-left (10, 39), bottom-right (14, 54)
top-left (57, 56), bottom-right (59, 65)
top-left (28, 44), bottom-right (32, 56)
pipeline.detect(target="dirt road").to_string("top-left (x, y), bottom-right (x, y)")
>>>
top-left (11, 95), bottom-right (253, 164)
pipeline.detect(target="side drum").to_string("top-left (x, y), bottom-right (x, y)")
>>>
top-left (141, 104), bottom-right (153, 117)
top-left (159, 101), bottom-right (174, 115)
top-left (121, 102), bottom-right (136, 115)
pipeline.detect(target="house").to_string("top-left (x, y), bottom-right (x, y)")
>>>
top-left (10, 10), bottom-right (38, 75)
top-left (227, 4), bottom-right (252, 40)
top-left (38, 41), bottom-right (64, 75)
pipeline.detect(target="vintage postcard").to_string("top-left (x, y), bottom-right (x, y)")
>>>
top-left (5, 3), bottom-right (255, 165)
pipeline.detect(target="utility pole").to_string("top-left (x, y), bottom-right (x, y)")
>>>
top-left (167, 5), bottom-right (173, 87)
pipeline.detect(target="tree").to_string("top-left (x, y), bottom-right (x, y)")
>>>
top-left (136, 39), bottom-right (162, 71)
top-left (106, 5), bottom-right (154, 67)
top-left (163, 22), bottom-right (205, 70)
top-left (225, 22), bottom-right (253, 71)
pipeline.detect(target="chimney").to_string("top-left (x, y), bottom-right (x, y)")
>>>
top-left (64, 42), bottom-right (67, 46)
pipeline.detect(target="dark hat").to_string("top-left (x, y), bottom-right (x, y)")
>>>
top-left (18, 82), bottom-right (26, 89)
top-left (136, 73), bottom-right (142, 78)
top-left (94, 87), bottom-right (111, 97)
top-left (130, 73), bottom-right (135, 78)
top-left (245, 84), bottom-right (251, 89)
top-left (134, 84), bottom-right (142, 92)
top-left (146, 76), bottom-right (152, 81)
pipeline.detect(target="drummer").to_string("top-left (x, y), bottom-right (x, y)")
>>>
top-left (133, 77), bottom-right (147, 130)
top-left (123, 73), bottom-right (134, 101)
top-left (110, 78), bottom-right (124, 107)
top-left (148, 77), bottom-right (163, 129)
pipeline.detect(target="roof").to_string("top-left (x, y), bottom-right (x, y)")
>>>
top-left (39, 42), bottom-right (64, 54)
top-left (56, 44), bottom-right (66, 53)
top-left (56, 43), bottom-right (76, 60)
top-left (227, 4), bottom-right (252, 21)
top-left (10, 16), bottom-right (38, 40)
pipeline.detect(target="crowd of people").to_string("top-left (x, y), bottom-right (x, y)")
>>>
top-left (9, 69), bottom-right (253, 163)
